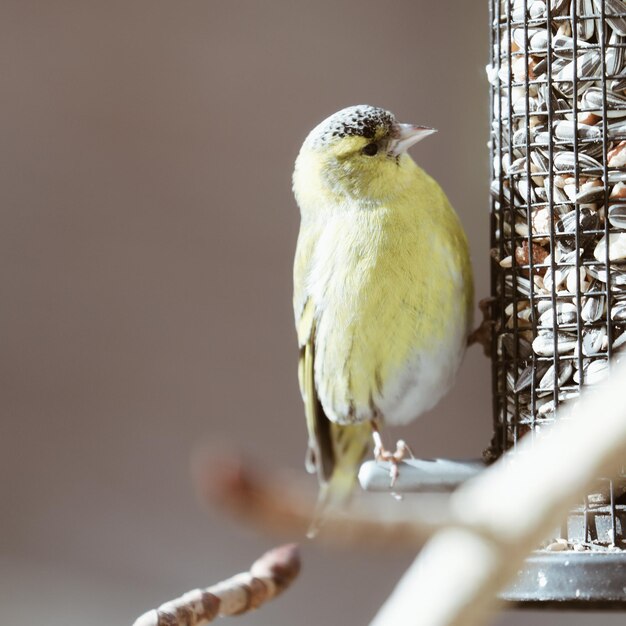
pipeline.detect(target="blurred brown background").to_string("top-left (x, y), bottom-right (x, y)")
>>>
top-left (1, 2), bottom-right (623, 625)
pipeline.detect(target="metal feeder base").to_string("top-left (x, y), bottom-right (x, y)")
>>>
top-left (501, 552), bottom-right (626, 610)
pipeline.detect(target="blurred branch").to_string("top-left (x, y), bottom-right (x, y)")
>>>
top-left (196, 454), bottom-right (448, 550)
top-left (132, 543), bottom-right (300, 626)
top-left (371, 358), bottom-right (626, 626)
top-left (196, 455), bottom-right (313, 537)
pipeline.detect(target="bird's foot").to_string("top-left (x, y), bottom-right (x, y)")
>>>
top-left (468, 296), bottom-right (495, 357)
top-left (372, 431), bottom-right (413, 488)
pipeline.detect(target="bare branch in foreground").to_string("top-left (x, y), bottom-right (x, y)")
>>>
top-left (370, 358), bottom-right (626, 626)
top-left (196, 453), bottom-right (447, 549)
top-left (196, 455), bottom-right (314, 537)
top-left (133, 543), bottom-right (300, 626)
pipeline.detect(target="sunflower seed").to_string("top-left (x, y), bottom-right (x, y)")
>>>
top-left (533, 331), bottom-right (578, 356)
top-left (538, 390), bottom-right (582, 415)
top-left (582, 326), bottom-right (607, 356)
top-left (608, 203), bottom-right (626, 227)
top-left (611, 300), bottom-right (626, 321)
top-left (554, 150), bottom-right (603, 175)
top-left (574, 0), bottom-right (596, 40)
top-left (613, 330), bottom-right (626, 350)
top-left (502, 334), bottom-right (533, 359)
top-left (551, 0), bottom-right (572, 17)
top-left (552, 34), bottom-right (592, 59)
top-left (539, 302), bottom-right (578, 327)
top-left (556, 51), bottom-right (601, 97)
top-left (611, 71), bottom-right (626, 92)
top-left (514, 363), bottom-right (551, 393)
top-left (539, 361), bottom-right (575, 390)
top-left (531, 30), bottom-right (549, 53)
top-left (575, 180), bottom-right (606, 204)
top-left (581, 294), bottom-right (606, 321)
top-left (594, 232), bottom-right (626, 261)
top-left (555, 120), bottom-right (603, 141)
top-left (512, 0), bottom-right (527, 22)
top-left (567, 265), bottom-right (590, 293)
top-left (583, 86), bottom-right (626, 117)
top-left (556, 207), bottom-right (600, 251)
top-left (514, 28), bottom-right (541, 50)
top-left (611, 181), bottom-right (626, 198)
top-left (530, 0), bottom-right (547, 20)
top-left (608, 171), bottom-right (626, 183)
top-left (608, 118), bottom-right (626, 140)
top-left (587, 264), bottom-right (626, 286)
top-left (593, 0), bottom-right (626, 37)
top-left (574, 358), bottom-right (610, 384)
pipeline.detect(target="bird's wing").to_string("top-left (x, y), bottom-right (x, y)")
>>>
top-left (293, 225), bottom-right (335, 483)
top-left (298, 325), bottom-right (335, 482)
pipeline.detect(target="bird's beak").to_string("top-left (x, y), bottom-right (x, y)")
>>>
top-left (390, 124), bottom-right (437, 156)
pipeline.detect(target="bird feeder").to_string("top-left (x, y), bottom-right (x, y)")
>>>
top-left (488, 0), bottom-right (626, 607)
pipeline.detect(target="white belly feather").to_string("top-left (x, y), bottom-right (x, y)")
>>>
top-left (376, 248), bottom-right (470, 425)
top-left (376, 303), bottom-right (468, 425)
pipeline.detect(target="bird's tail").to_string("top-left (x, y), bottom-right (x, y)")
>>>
top-left (307, 421), bottom-right (372, 538)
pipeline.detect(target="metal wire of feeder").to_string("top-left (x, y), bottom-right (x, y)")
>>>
top-left (489, 0), bottom-right (626, 608)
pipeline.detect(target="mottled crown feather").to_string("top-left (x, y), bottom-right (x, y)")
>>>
top-left (305, 105), bottom-right (396, 148)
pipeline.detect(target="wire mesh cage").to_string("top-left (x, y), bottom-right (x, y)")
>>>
top-left (488, 0), bottom-right (626, 604)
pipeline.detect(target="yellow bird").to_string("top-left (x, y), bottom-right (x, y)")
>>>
top-left (292, 105), bottom-right (474, 531)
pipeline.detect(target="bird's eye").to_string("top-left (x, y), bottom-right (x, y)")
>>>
top-left (362, 142), bottom-right (378, 156)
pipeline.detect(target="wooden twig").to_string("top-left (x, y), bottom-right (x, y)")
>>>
top-left (196, 455), bottom-right (314, 538)
top-left (467, 297), bottom-right (495, 357)
top-left (196, 454), bottom-right (448, 549)
top-left (133, 543), bottom-right (300, 626)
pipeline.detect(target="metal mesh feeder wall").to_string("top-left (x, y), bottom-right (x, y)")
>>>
top-left (489, 0), bottom-right (626, 608)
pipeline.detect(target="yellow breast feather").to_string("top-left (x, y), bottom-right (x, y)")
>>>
top-left (296, 166), bottom-right (472, 425)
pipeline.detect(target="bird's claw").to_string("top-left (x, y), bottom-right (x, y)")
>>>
top-left (468, 296), bottom-right (495, 357)
top-left (373, 435), bottom-right (413, 488)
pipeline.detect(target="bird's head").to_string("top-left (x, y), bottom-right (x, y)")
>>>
top-left (293, 105), bottom-right (436, 209)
